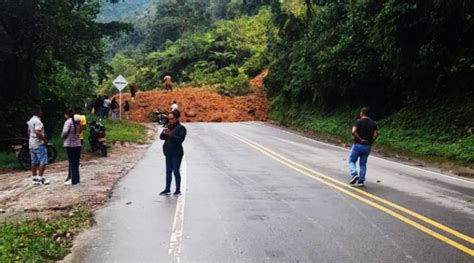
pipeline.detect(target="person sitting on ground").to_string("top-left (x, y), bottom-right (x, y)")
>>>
top-left (348, 107), bottom-right (378, 187)
top-left (160, 110), bottom-right (187, 196)
top-left (27, 105), bottom-right (50, 185)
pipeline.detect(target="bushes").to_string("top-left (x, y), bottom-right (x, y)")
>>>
top-left (217, 73), bottom-right (252, 96)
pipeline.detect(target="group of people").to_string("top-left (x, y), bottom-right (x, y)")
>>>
top-left (26, 76), bottom-right (177, 188)
top-left (155, 105), bottom-right (379, 197)
top-left (88, 95), bottom-right (130, 120)
top-left (26, 68), bottom-right (377, 196)
top-left (28, 106), bottom-right (87, 186)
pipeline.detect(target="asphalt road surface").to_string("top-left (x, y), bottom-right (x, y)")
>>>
top-left (71, 122), bottom-right (474, 263)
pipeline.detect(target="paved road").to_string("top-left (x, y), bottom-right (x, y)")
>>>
top-left (72, 122), bottom-right (474, 262)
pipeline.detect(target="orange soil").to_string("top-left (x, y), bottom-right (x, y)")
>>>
top-left (118, 70), bottom-right (268, 123)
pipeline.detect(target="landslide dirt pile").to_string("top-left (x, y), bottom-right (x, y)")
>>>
top-left (119, 70), bottom-right (268, 123)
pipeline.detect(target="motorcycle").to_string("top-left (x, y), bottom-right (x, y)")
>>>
top-left (89, 121), bottom-right (107, 157)
top-left (12, 138), bottom-right (58, 170)
top-left (154, 110), bottom-right (169, 127)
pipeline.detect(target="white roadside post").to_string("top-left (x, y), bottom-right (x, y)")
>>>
top-left (112, 75), bottom-right (128, 120)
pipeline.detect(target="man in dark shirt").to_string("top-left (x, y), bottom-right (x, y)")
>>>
top-left (349, 107), bottom-right (378, 187)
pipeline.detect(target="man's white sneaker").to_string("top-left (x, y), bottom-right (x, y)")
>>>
top-left (64, 180), bottom-right (72, 185)
top-left (32, 177), bottom-right (40, 185)
top-left (38, 177), bottom-right (50, 185)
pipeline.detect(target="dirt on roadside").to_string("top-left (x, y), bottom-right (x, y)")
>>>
top-left (0, 127), bottom-right (156, 223)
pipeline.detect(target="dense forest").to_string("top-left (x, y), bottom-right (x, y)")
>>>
top-left (1, 0), bottom-right (473, 161)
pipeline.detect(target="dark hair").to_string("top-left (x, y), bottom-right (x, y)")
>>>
top-left (173, 100), bottom-right (176, 104)
top-left (32, 105), bottom-right (42, 115)
top-left (74, 106), bottom-right (82, 114)
top-left (65, 109), bottom-right (78, 134)
top-left (170, 110), bottom-right (180, 119)
top-left (360, 107), bottom-right (370, 116)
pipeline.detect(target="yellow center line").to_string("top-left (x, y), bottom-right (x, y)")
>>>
top-left (232, 134), bottom-right (474, 257)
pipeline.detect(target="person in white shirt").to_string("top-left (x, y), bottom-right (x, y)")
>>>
top-left (103, 96), bottom-right (111, 119)
top-left (170, 101), bottom-right (178, 112)
top-left (27, 105), bottom-right (50, 185)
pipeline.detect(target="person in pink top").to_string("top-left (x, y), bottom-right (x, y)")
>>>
top-left (62, 109), bottom-right (82, 185)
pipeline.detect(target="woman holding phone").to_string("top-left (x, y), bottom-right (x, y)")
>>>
top-left (159, 111), bottom-right (187, 196)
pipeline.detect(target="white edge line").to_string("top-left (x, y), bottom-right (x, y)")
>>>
top-left (168, 155), bottom-right (187, 262)
top-left (253, 122), bottom-right (474, 185)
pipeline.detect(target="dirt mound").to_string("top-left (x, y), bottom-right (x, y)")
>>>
top-left (117, 70), bottom-right (269, 123)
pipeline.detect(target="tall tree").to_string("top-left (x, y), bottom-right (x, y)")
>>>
top-left (0, 0), bottom-right (130, 139)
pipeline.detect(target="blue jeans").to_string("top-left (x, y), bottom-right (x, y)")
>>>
top-left (111, 110), bottom-right (119, 120)
top-left (348, 144), bottom-right (371, 182)
top-left (165, 155), bottom-right (182, 192)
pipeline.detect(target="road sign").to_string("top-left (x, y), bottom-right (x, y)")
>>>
top-left (113, 75), bottom-right (128, 91)
top-left (112, 75), bottom-right (128, 120)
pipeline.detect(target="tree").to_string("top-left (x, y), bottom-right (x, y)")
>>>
top-left (0, 0), bottom-right (130, 139)
top-left (145, 0), bottom-right (212, 51)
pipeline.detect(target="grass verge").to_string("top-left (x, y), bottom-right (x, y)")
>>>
top-left (0, 207), bottom-right (92, 262)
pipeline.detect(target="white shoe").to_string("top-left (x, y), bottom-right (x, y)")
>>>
top-left (38, 177), bottom-right (50, 185)
top-left (64, 180), bottom-right (72, 185)
top-left (32, 177), bottom-right (40, 185)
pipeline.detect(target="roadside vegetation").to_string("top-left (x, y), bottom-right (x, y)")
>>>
top-left (270, 97), bottom-right (474, 163)
top-left (0, 207), bottom-right (92, 262)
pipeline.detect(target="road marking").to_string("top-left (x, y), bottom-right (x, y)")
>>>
top-left (254, 122), bottom-right (474, 185)
top-left (247, 135), bottom-right (474, 245)
top-left (168, 156), bottom-right (187, 262)
top-left (232, 134), bottom-right (474, 257)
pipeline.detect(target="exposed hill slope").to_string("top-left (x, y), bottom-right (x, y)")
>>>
top-left (118, 70), bottom-right (268, 123)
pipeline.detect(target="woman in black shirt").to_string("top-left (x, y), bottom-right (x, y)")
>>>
top-left (159, 111), bottom-right (187, 196)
